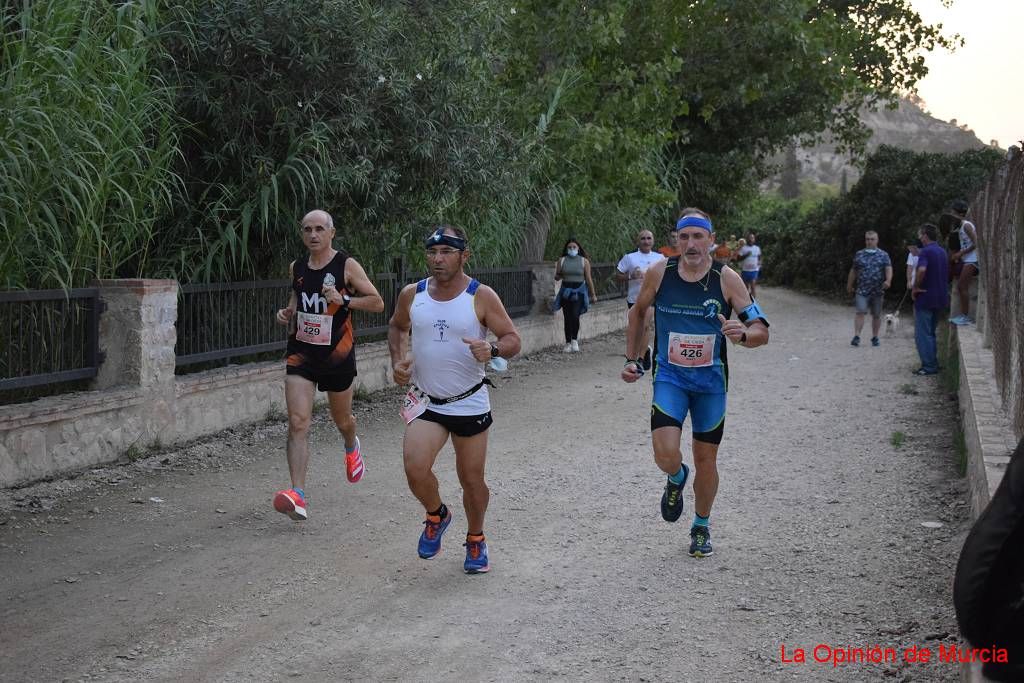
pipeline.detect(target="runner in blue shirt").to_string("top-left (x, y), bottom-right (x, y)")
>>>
top-left (621, 208), bottom-right (770, 557)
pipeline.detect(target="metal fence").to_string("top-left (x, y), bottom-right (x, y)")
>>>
top-left (176, 266), bottom-right (536, 369)
top-left (590, 262), bottom-right (628, 300)
top-left (0, 288), bottom-right (102, 391)
top-left (176, 280), bottom-right (292, 367)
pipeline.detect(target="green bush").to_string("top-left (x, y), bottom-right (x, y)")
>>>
top-left (157, 0), bottom-right (532, 280)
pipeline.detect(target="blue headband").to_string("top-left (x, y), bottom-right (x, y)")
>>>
top-left (675, 215), bottom-right (713, 233)
top-left (424, 228), bottom-right (466, 251)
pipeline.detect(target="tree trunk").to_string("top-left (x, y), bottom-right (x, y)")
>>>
top-left (518, 201), bottom-right (553, 264)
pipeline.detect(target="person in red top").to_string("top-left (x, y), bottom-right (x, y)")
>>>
top-left (657, 224), bottom-right (679, 257)
top-left (271, 209), bottom-right (384, 521)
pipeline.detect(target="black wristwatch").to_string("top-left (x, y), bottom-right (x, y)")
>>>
top-left (490, 342), bottom-right (500, 359)
top-left (342, 293), bottom-right (351, 306)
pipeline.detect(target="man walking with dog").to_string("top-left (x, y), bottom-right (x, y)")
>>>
top-left (846, 230), bottom-right (892, 347)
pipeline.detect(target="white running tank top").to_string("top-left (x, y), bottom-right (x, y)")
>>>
top-left (410, 278), bottom-right (490, 416)
top-left (959, 220), bottom-right (978, 264)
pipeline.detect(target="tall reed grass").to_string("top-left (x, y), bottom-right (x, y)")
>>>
top-left (1, 0), bottom-right (180, 290)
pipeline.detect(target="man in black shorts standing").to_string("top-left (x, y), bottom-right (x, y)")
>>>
top-left (272, 209), bottom-right (384, 521)
top-left (387, 225), bottom-right (521, 574)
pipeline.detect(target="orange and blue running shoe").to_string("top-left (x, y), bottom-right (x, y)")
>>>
top-left (273, 488), bottom-right (307, 521)
top-left (463, 535), bottom-right (490, 574)
top-left (417, 508), bottom-right (452, 559)
top-left (345, 437), bottom-right (364, 483)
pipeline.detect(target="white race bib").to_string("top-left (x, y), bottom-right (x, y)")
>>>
top-left (296, 311), bottom-right (332, 346)
top-left (400, 386), bottom-right (429, 424)
top-left (667, 332), bottom-right (715, 368)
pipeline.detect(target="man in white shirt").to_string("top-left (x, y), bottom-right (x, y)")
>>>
top-left (736, 232), bottom-right (762, 297)
top-left (905, 239), bottom-right (920, 290)
top-left (388, 225), bottom-right (522, 574)
top-left (616, 229), bottom-right (665, 369)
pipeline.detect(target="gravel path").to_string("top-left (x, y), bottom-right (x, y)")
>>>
top-left (0, 286), bottom-right (969, 682)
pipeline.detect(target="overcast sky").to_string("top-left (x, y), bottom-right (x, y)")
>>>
top-left (910, 0), bottom-right (1023, 149)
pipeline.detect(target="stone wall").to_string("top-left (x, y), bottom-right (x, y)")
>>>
top-left (1, 268), bottom-right (631, 487)
top-left (972, 153), bottom-right (1024, 435)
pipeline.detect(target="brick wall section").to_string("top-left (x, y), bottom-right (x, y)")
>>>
top-left (0, 268), bottom-right (629, 486)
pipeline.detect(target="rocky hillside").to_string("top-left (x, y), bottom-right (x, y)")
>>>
top-left (782, 97), bottom-right (990, 188)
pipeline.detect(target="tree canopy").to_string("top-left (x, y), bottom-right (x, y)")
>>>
top-left (2, 0), bottom-right (966, 288)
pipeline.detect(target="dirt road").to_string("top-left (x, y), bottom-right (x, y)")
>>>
top-left (0, 286), bottom-right (969, 682)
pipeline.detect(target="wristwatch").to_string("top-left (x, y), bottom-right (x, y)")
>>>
top-left (489, 342), bottom-right (500, 358)
top-left (342, 293), bottom-right (351, 306)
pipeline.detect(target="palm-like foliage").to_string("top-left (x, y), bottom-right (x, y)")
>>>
top-left (1, 0), bottom-right (180, 290)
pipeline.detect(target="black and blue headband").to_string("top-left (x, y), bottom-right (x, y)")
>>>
top-left (425, 227), bottom-right (466, 251)
top-left (675, 215), bottom-right (713, 233)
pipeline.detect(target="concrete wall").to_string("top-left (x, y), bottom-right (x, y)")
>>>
top-left (0, 272), bottom-right (630, 487)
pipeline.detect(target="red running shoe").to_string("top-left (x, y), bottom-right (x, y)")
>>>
top-left (346, 437), bottom-right (364, 483)
top-left (273, 488), bottom-right (307, 521)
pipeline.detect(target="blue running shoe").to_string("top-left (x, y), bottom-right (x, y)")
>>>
top-left (417, 509), bottom-right (452, 559)
top-left (660, 464), bottom-right (689, 522)
top-left (689, 525), bottom-right (713, 558)
top-left (463, 535), bottom-right (490, 574)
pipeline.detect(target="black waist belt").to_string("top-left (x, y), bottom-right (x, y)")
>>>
top-left (428, 378), bottom-right (494, 405)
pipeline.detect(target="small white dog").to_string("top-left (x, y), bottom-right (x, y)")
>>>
top-left (884, 311), bottom-right (900, 335)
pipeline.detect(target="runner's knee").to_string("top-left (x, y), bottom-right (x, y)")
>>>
top-left (288, 411), bottom-right (311, 435)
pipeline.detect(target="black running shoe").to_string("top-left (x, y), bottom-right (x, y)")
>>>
top-left (689, 525), bottom-right (713, 557)
top-left (660, 464), bottom-right (689, 522)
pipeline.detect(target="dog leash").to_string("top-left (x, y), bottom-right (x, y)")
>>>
top-left (891, 288), bottom-right (909, 313)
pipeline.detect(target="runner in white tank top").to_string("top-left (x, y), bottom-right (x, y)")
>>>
top-left (409, 277), bottom-right (491, 417)
top-left (388, 225), bottom-right (522, 574)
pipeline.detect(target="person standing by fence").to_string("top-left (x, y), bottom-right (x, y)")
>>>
top-left (388, 225), bottom-right (521, 574)
top-left (552, 237), bottom-right (598, 353)
top-left (272, 209), bottom-right (384, 521)
top-left (910, 223), bottom-right (949, 376)
top-left (949, 199), bottom-right (980, 326)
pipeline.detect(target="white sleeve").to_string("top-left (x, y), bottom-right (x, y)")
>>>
top-left (616, 254), bottom-right (631, 273)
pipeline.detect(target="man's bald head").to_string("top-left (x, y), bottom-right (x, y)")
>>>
top-left (302, 209), bottom-right (334, 229)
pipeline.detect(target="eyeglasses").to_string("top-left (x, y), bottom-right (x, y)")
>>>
top-left (425, 248), bottom-right (462, 258)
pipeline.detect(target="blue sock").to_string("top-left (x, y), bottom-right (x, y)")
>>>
top-left (668, 463), bottom-right (689, 486)
top-left (293, 487), bottom-right (305, 499)
top-left (693, 512), bottom-right (710, 528)
top-left (345, 438), bottom-right (357, 454)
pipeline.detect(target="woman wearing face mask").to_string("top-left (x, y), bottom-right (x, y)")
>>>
top-left (552, 237), bottom-right (598, 352)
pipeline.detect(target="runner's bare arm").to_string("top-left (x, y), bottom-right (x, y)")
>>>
top-left (554, 257), bottom-right (564, 281)
top-left (276, 261), bottom-right (297, 325)
top-left (467, 285), bottom-right (521, 361)
top-left (721, 267), bottom-right (768, 348)
top-left (387, 284), bottom-right (417, 384)
top-left (583, 258), bottom-right (598, 302)
top-left (341, 258), bottom-right (385, 312)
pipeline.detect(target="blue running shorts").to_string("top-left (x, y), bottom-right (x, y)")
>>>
top-left (651, 381), bottom-right (726, 444)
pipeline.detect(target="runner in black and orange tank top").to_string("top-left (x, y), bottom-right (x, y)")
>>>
top-left (271, 209), bottom-right (384, 522)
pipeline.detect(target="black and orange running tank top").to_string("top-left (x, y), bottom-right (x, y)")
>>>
top-left (286, 250), bottom-right (355, 371)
